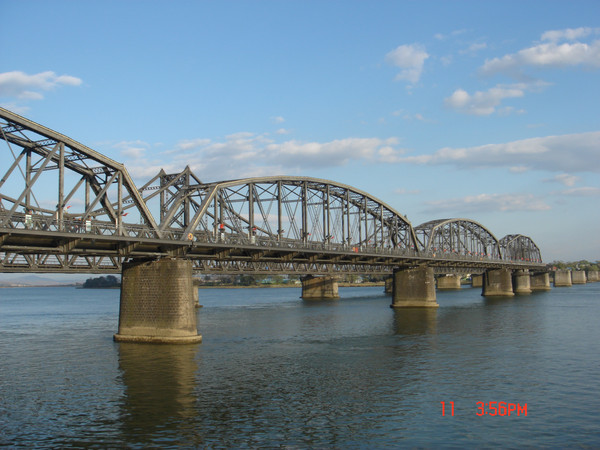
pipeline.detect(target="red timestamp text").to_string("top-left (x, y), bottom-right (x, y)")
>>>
top-left (476, 401), bottom-right (527, 416)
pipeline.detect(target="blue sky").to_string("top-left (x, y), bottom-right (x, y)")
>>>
top-left (1, 0), bottom-right (599, 262)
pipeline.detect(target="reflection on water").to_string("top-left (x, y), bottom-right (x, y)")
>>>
top-left (392, 308), bottom-right (438, 335)
top-left (117, 344), bottom-right (199, 445)
top-left (1, 284), bottom-right (600, 447)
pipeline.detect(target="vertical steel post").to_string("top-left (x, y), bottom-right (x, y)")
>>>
top-left (58, 144), bottom-right (64, 230)
top-left (277, 181), bottom-right (282, 240)
top-left (117, 171), bottom-right (123, 236)
top-left (248, 183), bottom-right (254, 241)
top-left (25, 149), bottom-right (31, 210)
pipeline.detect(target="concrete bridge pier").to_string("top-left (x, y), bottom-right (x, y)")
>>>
top-left (482, 269), bottom-right (514, 297)
top-left (436, 274), bottom-right (461, 290)
top-left (471, 274), bottom-right (483, 288)
top-left (390, 267), bottom-right (438, 308)
top-left (512, 270), bottom-right (532, 294)
top-left (572, 271), bottom-right (587, 284)
top-left (531, 272), bottom-right (551, 291)
top-left (114, 258), bottom-right (202, 344)
top-left (554, 270), bottom-right (572, 287)
top-left (384, 277), bottom-right (393, 295)
top-left (301, 275), bottom-right (340, 299)
top-left (587, 271), bottom-right (599, 282)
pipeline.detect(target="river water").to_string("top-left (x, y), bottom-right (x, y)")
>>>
top-left (1, 282), bottom-right (599, 448)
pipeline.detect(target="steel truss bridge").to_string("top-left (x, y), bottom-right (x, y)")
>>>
top-left (0, 107), bottom-right (545, 276)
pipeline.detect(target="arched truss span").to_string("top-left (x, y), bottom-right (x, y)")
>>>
top-left (146, 173), bottom-right (419, 250)
top-left (500, 234), bottom-right (543, 263)
top-left (414, 218), bottom-right (501, 258)
top-left (0, 107), bottom-right (159, 236)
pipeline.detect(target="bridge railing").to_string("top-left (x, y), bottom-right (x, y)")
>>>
top-left (0, 211), bottom-right (541, 268)
top-left (0, 211), bottom-right (158, 239)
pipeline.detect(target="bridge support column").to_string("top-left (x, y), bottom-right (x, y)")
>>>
top-left (436, 274), bottom-right (461, 290)
top-left (471, 274), bottom-right (483, 288)
top-left (512, 270), bottom-right (532, 294)
top-left (482, 269), bottom-right (514, 297)
top-left (193, 278), bottom-right (202, 307)
top-left (587, 271), bottom-right (599, 282)
top-left (114, 258), bottom-right (202, 344)
top-left (384, 277), bottom-right (393, 295)
top-left (301, 275), bottom-right (339, 299)
top-left (531, 272), bottom-right (551, 291)
top-left (390, 267), bottom-right (438, 308)
top-left (572, 271), bottom-right (587, 284)
top-left (554, 270), bottom-right (572, 287)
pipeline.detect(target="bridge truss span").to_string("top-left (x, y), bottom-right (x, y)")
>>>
top-left (158, 176), bottom-right (419, 251)
top-left (414, 218), bottom-right (502, 259)
top-left (500, 234), bottom-right (543, 263)
top-left (0, 107), bottom-right (546, 274)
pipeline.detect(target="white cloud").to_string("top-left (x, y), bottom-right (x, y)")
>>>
top-left (0, 71), bottom-right (82, 100)
top-left (123, 134), bottom-right (408, 181)
top-left (558, 186), bottom-right (600, 196)
top-left (541, 27), bottom-right (600, 43)
top-left (544, 173), bottom-right (580, 186)
top-left (385, 44), bottom-right (429, 84)
top-left (481, 29), bottom-right (600, 76)
top-left (114, 140), bottom-right (150, 159)
top-left (271, 116), bottom-right (285, 124)
top-left (444, 85), bottom-right (524, 116)
top-left (423, 193), bottom-right (551, 214)
top-left (400, 131), bottom-right (600, 173)
top-left (460, 42), bottom-right (487, 55)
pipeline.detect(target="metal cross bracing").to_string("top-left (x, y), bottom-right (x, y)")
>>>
top-left (0, 107), bottom-right (546, 274)
top-left (414, 219), bottom-right (502, 259)
top-left (499, 234), bottom-right (543, 263)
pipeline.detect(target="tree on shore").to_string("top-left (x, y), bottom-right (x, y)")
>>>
top-left (82, 275), bottom-right (121, 288)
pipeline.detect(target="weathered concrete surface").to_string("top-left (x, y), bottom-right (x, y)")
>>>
top-left (531, 272), bottom-right (551, 291)
top-left (384, 277), bottom-right (393, 295)
top-left (572, 271), bottom-right (587, 284)
top-left (482, 269), bottom-right (514, 297)
top-left (114, 258), bottom-right (202, 344)
top-left (471, 274), bottom-right (483, 288)
top-left (587, 270), bottom-right (599, 282)
top-left (512, 270), bottom-right (532, 294)
top-left (391, 266), bottom-right (438, 308)
top-left (436, 274), bottom-right (461, 290)
top-left (554, 270), bottom-right (572, 287)
top-left (301, 275), bottom-right (339, 299)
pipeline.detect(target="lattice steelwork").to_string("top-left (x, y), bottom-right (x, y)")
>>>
top-left (0, 107), bottom-right (545, 273)
top-left (132, 173), bottom-right (419, 251)
top-left (500, 234), bottom-right (543, 263)
top-left (0, 107), bottom-right (158, 237)
top-left (414, 218), bottom-right (501, 259)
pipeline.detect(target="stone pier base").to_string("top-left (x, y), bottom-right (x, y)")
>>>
top-left (587, 271), bottom-right (599, 282)
top-left (572, 271), bottom-right (587, 284)
top-left (482, 269), bottom-right (514, 297)
top-left (554, 270), bottom-right (572, 287)
top-left (531, 272), bottom-right (551, 291)
top-left (512, 270), bottom-right (532, 295)
top-left (391, 267), bottom-right (438, 308)
top-left (471, 274), bottom-right (483, 288)
top-left (436, 274), bottom-right (461, 290)
top-left (114, 258), bottom-right (202, 344)
top-left (301, 275), bottom-right (339, 299)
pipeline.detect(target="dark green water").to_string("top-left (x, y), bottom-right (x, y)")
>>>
top-left (1, 283), bottom-right (599, 448)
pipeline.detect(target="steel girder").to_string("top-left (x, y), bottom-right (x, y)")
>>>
top-left (134, 172), bottom-right (419, 251)
top-left (414, 218), bottom-right (502, 259)
top-left (0, 107), bottom-right (159, 237)
top-left (0, 107), bottom-right (546, 275)
top-left (499, 234), bottom-right (543, 263)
